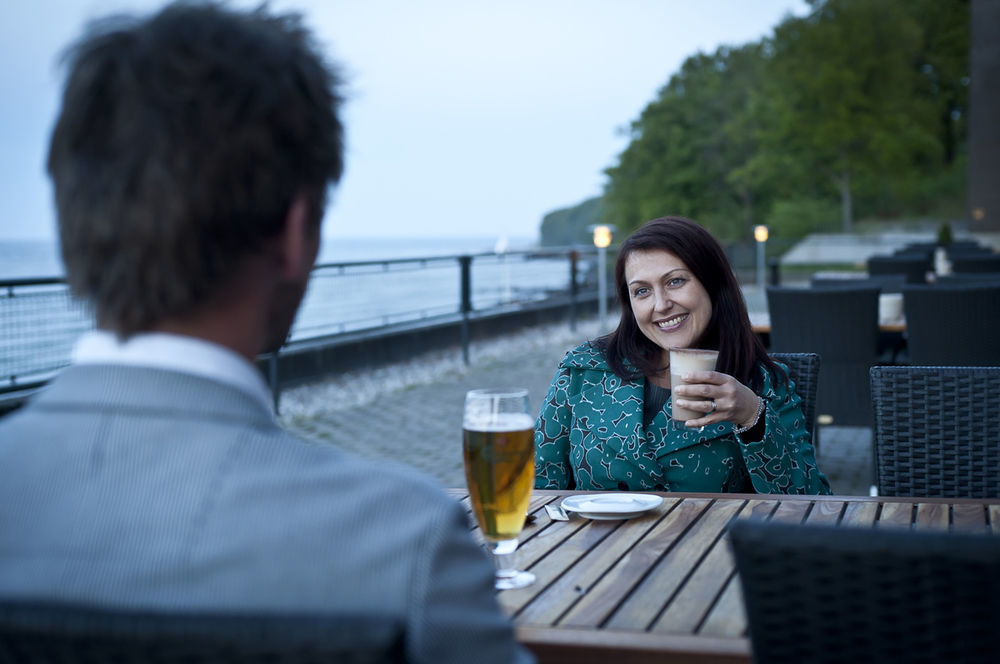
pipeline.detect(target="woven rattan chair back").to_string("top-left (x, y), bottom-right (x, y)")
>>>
top-left (869, 365), bottom-right (1000, 498)
top-left (729, 520), bottom-right (1000, 664)
top-left (934, 271), bottom-right (1000, 285)
top-left (951, 254), bottom-right (1000, 273)
top-left (769, 352), bottom-right (820, 442)
top-left (866, 254), bottom-right (930, 284)
top-left (766, 286), bottom-right (880, 427)
top-left (0, 603), bottom-right (407, 663)
top-left (810, 274), bottom-right (906, 293)
top-left (901, 284), bottom-right (1000, 366)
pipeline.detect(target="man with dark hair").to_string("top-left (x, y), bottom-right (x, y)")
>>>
top-left (0, 3), bottom-right (532, 662)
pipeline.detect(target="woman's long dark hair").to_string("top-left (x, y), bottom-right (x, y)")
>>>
top-left (599, 216), bottom-right (781, 392)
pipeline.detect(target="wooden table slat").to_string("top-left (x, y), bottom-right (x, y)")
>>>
top-left (504, 515), bottom-right (652, 621)
top-left (514, 514), bottom-right (588, 569)
top-left (840, 499), bottom-right (880, 526)
top-left (951, 502), bottom-right (990, 533)
top-left (647, 500), bottom-right (747, 634)
top-left (914, 502), bottom-right (951, 531)
top-left (559, 498), bottom-right (713, 628)
top-left (517, 625), bottom-right (750, 664)
top-left (876, 500), bottom-right (914, 528)
top-left (736, 498), bottom-right (780, 522)
top-left (697, 574), bottom-right (746, 638)
top-left (604, 499), bottom-right (740, 631)
top-left (765, 497), bottom-right (812, 523)
top-left (804, 498), bottom-right (844, 525)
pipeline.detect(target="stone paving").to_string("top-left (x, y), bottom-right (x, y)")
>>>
top-left (280, 316), bottom-right (875, 496)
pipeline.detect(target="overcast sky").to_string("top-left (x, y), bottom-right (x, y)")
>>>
top-left (0, 0), bottom-right (808, 244)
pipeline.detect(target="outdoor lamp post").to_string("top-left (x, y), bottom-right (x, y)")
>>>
top-left (591, 224), bottom-right (614, 324)
top-left (753, 225), bottom-right (769, 291)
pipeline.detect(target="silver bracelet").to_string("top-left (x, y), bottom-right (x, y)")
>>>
top-left (734, 397), bottom-right (765, 434)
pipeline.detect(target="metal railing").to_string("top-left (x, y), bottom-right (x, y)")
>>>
top-left (1, 247), bottom-right (605, 396)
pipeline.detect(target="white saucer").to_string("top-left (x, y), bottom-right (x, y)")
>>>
top-left (560, 493), bottom-right (663, 520)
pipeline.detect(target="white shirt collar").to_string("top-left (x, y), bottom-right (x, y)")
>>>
top-left (72, 330), bottom-right (274, 413)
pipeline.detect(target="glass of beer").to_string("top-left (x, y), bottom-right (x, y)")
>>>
top-left (462, 388), bottom-right (536, 590)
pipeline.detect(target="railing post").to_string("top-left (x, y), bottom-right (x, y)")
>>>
top-left (569, 250), bottom-right (579, 332)
top-left (768, 258), bottom-right (781, 287)
top-left (269, 352), bottom-right (280, 415)
top-left (459, 255), bottom-right (472, 365)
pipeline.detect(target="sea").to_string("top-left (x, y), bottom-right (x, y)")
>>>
top-left (0, 235), bottom-right (540, 280)
top-left (0, 235), bottom-right (575, 386)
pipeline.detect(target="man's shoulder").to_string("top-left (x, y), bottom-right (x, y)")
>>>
top-left (267, 429), bottom-right (458, 510)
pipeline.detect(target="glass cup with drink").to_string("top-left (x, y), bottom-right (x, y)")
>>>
top-left (462, 388), bottom-right (536, 590)
top-left (669, 347), bottom-right (719, 424)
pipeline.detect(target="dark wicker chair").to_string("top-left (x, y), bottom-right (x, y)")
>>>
top-left (769, 352), bottom-right (820, 445)
top-left (766, 286), bottom-right (881, 427)
top-left (729, 520), bottom-right (1000, 664)
top-left (934, 271), bottom-right (1000, 285)
top-left (0, 602), bottom-right (407, 663)
top-left (951, 253), bottom-right (1000, 273)
top-left (869, 365), bottom-right (1000, 498)
top-left (866, 254), bottom-right (930, 284)
top-left (810, 274), bottom-right (906, 293)
top-left (901, 283), bottom-right (1000, 366)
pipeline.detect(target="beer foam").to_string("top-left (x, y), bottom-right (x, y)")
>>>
top-left (463, 412), bottom-right (535, 432)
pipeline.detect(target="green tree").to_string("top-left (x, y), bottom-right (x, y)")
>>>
top-left (539, 197), bottom-right (604, 246)
top-left (603, 44), bottom-right (768, 241)
top-left (750, 0), bottom-right (945, 230)
top-left (588, 0), bottom-right (969, 246)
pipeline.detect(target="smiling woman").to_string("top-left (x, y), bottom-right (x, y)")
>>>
top-left (533, 216), bottom-right (831, 495)
top-left (624, 249), bottom-right (714, 367)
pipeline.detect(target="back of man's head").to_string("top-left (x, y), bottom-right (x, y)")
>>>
top-left (48, 1), bottom-right (344, 336)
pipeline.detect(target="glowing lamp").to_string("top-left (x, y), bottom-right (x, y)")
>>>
top-left (592, 225), bottom-right (612, 248)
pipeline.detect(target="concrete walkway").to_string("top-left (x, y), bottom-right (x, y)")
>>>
top-left (280, 315), bottom-right (874, 497)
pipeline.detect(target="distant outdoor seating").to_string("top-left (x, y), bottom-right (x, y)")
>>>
top-left (869, 365), bottom-right (1000, 498)
top-left (951, 253), bottom-right (1000, 274)
top-left (729, 519), bottom-right (1000, 664)
top-left (934, 271), bottom-right (1000, 285)
top-left (866, 254), bottom-right (930, 284)
top-left (894, 240), bottom-right (991, 260)
top-left (810, 273), bottom-right (906, 293)
top-left (766, 286), bottom-right (881, 427)
top-left (0, 602), bottom-right (407, 663)
top-left (901, 283), bottom-right (1000, 366)
top-left (945, 242), bottom-right (996, 257)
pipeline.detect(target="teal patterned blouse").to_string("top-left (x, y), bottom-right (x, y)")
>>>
top-left (534, 342), bottom-right (831, 495)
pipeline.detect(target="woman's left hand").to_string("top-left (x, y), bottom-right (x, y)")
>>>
top-left (672, 370), bottom-right (760, 429)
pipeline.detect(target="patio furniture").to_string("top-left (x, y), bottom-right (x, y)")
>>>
top-left (451, 488), bottom-right (1000, 664)
top-left (729, 519), bottom-right (1000, 664)
top-left (869, 365), bottom-right (1000, 498)
top-left (770, 352), bottom-right (821, 446)
top-left (901, 283), bottom-right (1000, 366)
top-left (0, 603), bottom-right (406, 663)
top-left (766, 286), bottom-right (881, 427)
top-left (952, 254), bottom-right (1000, 273)
top-left (934, 271), bottom-right (1000, 284)
top-left (866, 254), bottom-right (930, 284)
top-left (810, 274), bottom-right (906, 293)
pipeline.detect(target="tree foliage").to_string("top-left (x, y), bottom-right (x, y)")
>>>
top-left (593, 0), bottom-right (969, 244)
top-left (539, 197), bottom-right (604, 246)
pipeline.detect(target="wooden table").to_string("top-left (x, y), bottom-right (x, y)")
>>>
top-left (449, 489), bottom-right (1000, 664)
